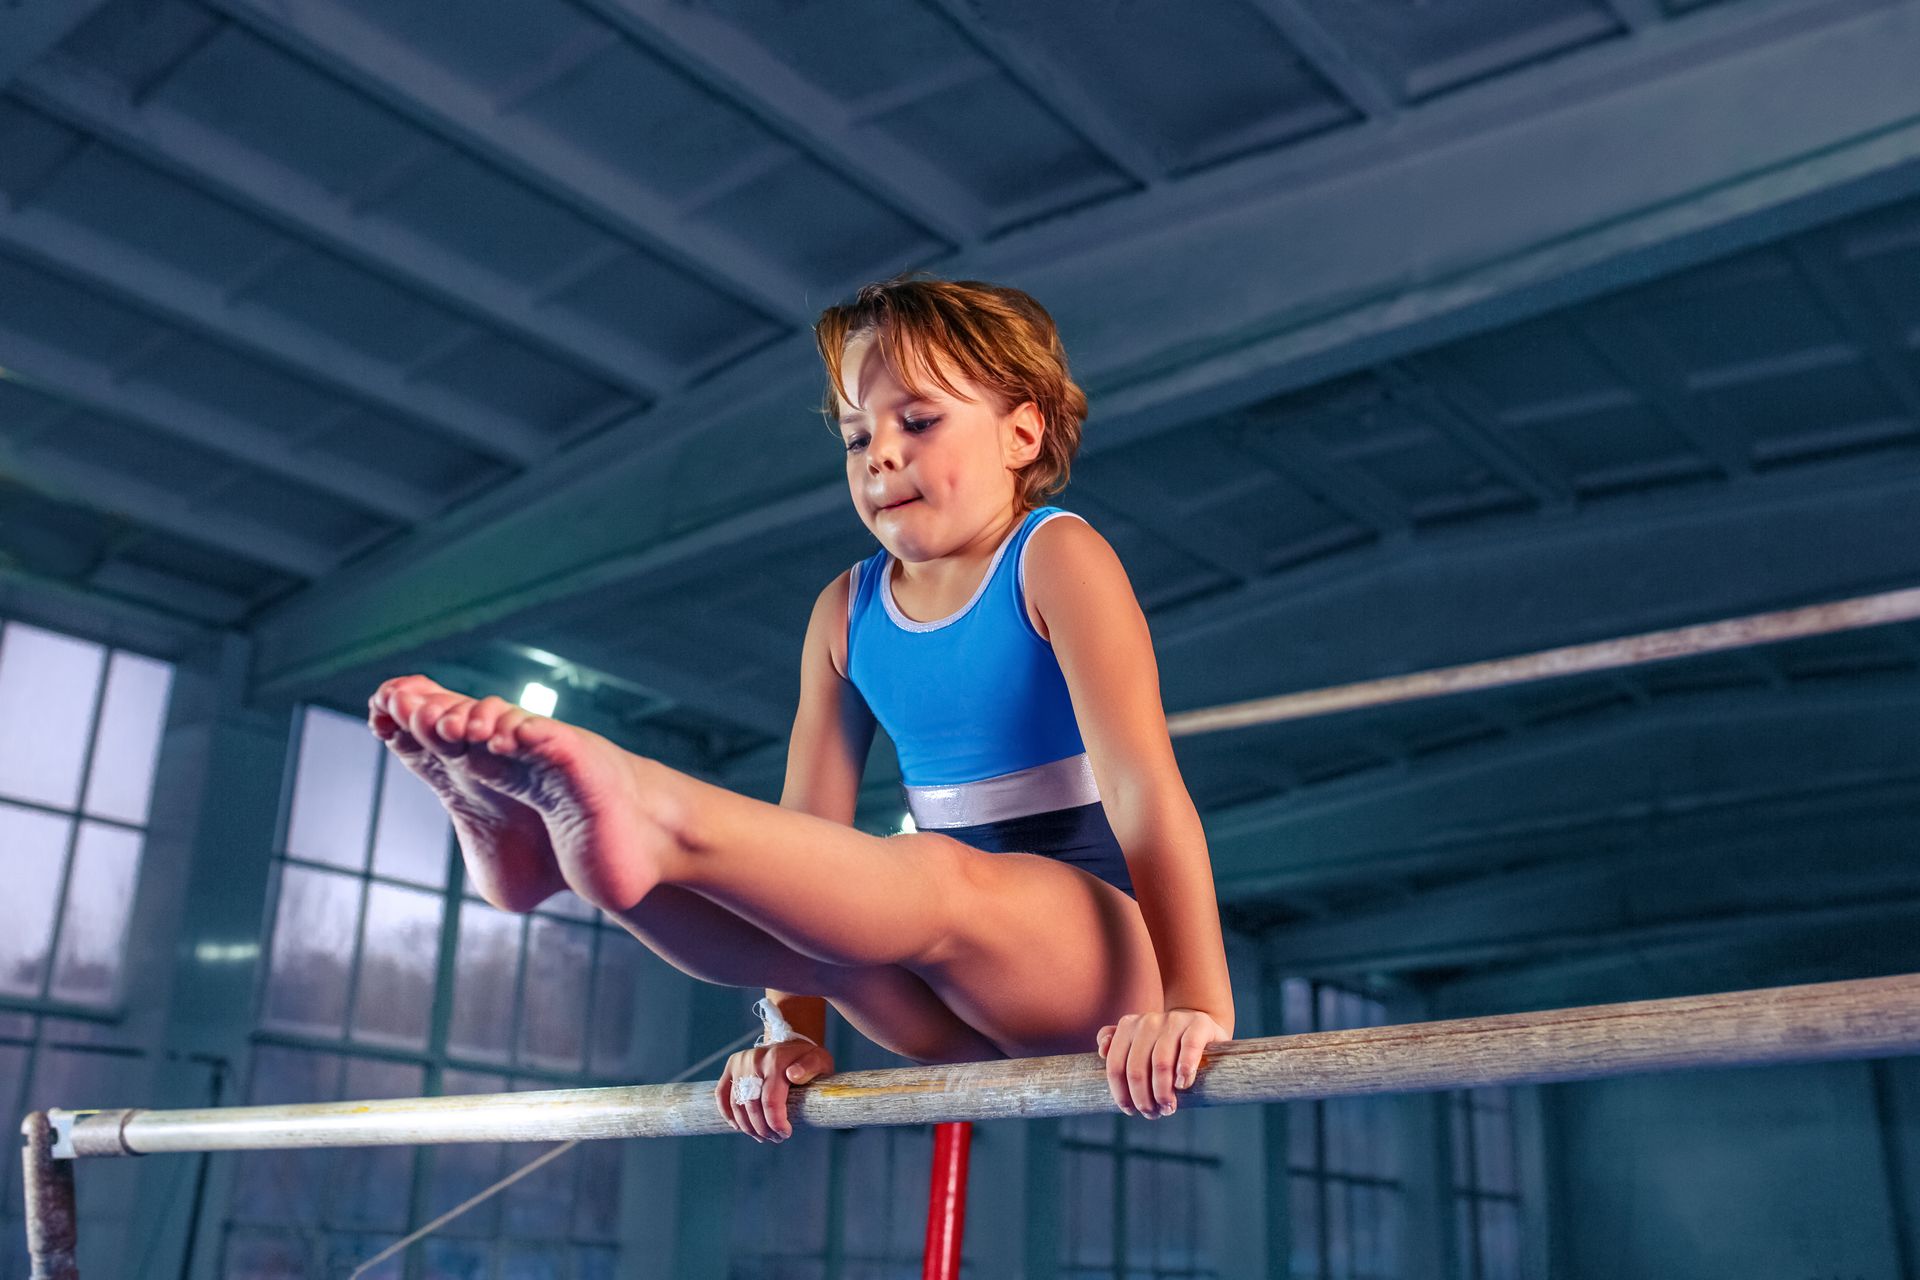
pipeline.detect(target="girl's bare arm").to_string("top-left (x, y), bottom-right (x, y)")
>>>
top-left (1024, 517), bottom-right (1235, 1033)
top-left (765, 569), bottom-right (879, 1036)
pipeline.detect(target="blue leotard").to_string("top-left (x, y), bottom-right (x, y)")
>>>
top-left (845, 506), bottom-right (1135, 899)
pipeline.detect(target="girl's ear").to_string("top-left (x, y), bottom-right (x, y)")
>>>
top-left (1003, 399), bottom-right (1045, 467)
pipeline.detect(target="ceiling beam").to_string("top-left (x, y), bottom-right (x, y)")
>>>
top-left (245, 0), bottom-right (1920, 702)
top-left (585, 0), bottom-right (984, 245)
top-left (13, 56), bottom-right (669, 398)
top-left (0, 199), bottom-right (549, 465)
top-left (0, 428), bottom-right (341, 578)
top-left (1242, 0), bottom-right (1399, 121)
top-left (0, 0), bottom-right (110, 86)
top-left (207, 0), bottom-right (812, 328)
top-left (919, 0), bottom-right (1163, 186)
top-left (0, 562), bottom-right (219, 657)
top-left (1208, 680), bottom-right (1920, 895)
top-left (1261, 798), bottom-right (1920, 975)
top-left (0, 318), bottom-right (435, 524)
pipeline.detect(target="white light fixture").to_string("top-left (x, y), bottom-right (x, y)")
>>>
top-left (519, 681), bottom-right (559, 716)
top-left (193, 941), bottom-right (260, 964)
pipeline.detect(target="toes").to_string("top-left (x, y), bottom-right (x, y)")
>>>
top-left (487, 706), bottom-right (531, 754)
top-left (408, 694), bottom-right (467, 755)
top-left (465, 696), bottom-right (511, 744)
top-left (434, 703), bottom-right (472, 756)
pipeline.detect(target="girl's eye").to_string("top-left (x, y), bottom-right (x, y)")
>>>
top-left (843, 417), bottom-right (938, 453)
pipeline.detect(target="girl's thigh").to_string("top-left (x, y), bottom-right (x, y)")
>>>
top-left (902, 833), bottom-right (1163, 1058)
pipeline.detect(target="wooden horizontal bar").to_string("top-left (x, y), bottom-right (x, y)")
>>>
top-left (49, 971), bottom-right (1920, 1158)
top-left (1165, 586), bottom-right (1920, 736)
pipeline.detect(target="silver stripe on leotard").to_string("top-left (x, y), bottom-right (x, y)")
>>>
top-left (906, 752), bottom-right (1101, 829)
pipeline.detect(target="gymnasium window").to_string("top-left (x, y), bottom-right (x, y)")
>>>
top-left (726, 1013), bottom-right (976, 1279)
top-left (1448, 1087), bottom-right (1525, 1280)
top-left (231, 704), bottom-right (649, 1278)
top-left (1059, 1099), bottom-right (1227, 1277)
top-left (1279, 978), bottom-right (1405, 1280)
top-left (0, 621), bottom-right (173, 1013)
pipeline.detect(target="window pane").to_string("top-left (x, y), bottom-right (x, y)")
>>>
top-left (350, 883), bottom-right (442, 1050)
top-left (503, 1082), bottom-right (575, 1239)
top-left (222, 1227), bottom-right (310, 1278)
top-left (517, 917), bottom-right (591, 1072)
top-left (0, 623), bottom-right (104, 809)
top-left (539, 891), bottom-right (596, 921)
top-left (1288, 1174), bottom-right (1320, 1277)
top-left (449, 903), bottom-right (522, 1062)
top-left (424, 1238), bottom-right (493, 1278)
top-left (262, 864), bottom-right (362, 1036)
top-left (1283, 977), bottom-right (1313, 1034)
top-left (1479, 1198), bottom-right (1521, 1280)
top-left (232, 1047), bottom-right (342, 1227)
top-left (370, 751), bottom-right (451, 887)
top-left (1353, 1182), bottom-right (1380, 1278)
top-left (1317, 983), bottom-right (1340, 1034)
top-left (501, 1244), bottom-right (566, 1280)
top-left (286, 706), bottom-right (377, 869)
top-left (570, 1138), bottom-right (623, 1241)
top-left (81, 651), bottom-right (172, 824)
top-left (575, 1245), bottom-right (617, 1280)
top-left (1474, 1095), bottom-right (1516, 1194)
top-left (430, 1070), bottom-right (508, 1234)
top-left (332, 1059), bottom-right (424, 1234)
top-left (1285, 1100), bottom-right (1315, 1172)
top-left (48, 820), bottom-right (142, 1006)
top-left (1325, 1175), bottom-right (1350, 1278)
top-left (0, 802), bottom-right (69, 997)
top-left (1062, 1146), bottom-right (1112, 1267)
top-left (588, 934), bottom-right (639, 1075)
top-left (1451, 1093), bottom-right (1472, 1188)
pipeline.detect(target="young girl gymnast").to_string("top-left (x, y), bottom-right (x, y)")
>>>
top-left (367, 274), bottom-right (1234, 1144)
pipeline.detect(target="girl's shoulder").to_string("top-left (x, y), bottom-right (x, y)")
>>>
top-left (1019, 507), bottom-right (1109, 641)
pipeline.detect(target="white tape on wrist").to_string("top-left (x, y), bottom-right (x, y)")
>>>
top-left (752, 997), bottom-right (818, 1048)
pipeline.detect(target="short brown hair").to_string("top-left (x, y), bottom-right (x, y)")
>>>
top-left (814, 273), bottom-right (1088, 510)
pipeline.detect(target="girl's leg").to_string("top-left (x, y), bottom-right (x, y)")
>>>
top-left (610, 884), bottom-right (1007, 1065)
top-left (384, 682), bottom-right (1162, 1058)
top-left (664, 778), bottom-right (1163, 1056)
top-left (371, 680), bottom-right (1002, 1065)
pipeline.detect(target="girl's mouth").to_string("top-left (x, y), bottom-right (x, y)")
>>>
top-left (881, 498), bottom-right (918, 511)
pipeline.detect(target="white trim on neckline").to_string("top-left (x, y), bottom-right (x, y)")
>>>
top-left (881, 513), bottom-right (1029, 633)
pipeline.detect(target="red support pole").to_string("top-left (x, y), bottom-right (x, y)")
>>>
top-left (921, 1120), bottom-right (972, 1280)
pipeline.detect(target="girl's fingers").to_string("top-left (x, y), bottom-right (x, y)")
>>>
top-left (762, 1072), bottom-right (793, 1142)
top-left (1174, 1019), bottom-right (1209, 1093)
top-left (1105, 1021), bottom-right (1137, 1114)
top-left (1149, 1027), bottom-right (1181, 1115)
top-left (740, 1088), bottom-right (773, 1143)
top-left (1125, 1022), bottom-right (1160, 1117)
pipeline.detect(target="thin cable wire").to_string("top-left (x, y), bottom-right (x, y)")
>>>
top-left (347, 1028), bottom-right (759, 1279)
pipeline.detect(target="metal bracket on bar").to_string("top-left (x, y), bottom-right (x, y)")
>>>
top-left (47, 1111), bottom-right (78, 1161)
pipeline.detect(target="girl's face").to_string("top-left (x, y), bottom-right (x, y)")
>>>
top-left (835, 329), bottom-right (1042, 562)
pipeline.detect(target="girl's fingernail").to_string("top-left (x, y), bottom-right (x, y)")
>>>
top-left (1162, 1102), bottom-right (1176, 1116)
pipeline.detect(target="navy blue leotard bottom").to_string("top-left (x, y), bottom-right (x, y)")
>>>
top-left (923, 801), bottom-right (1136, 900)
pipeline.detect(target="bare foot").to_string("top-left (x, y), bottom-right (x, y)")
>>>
top-left (369, 675), bottom-right (566, 912)
top-left (371, 675), bottom-right (678, 913)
